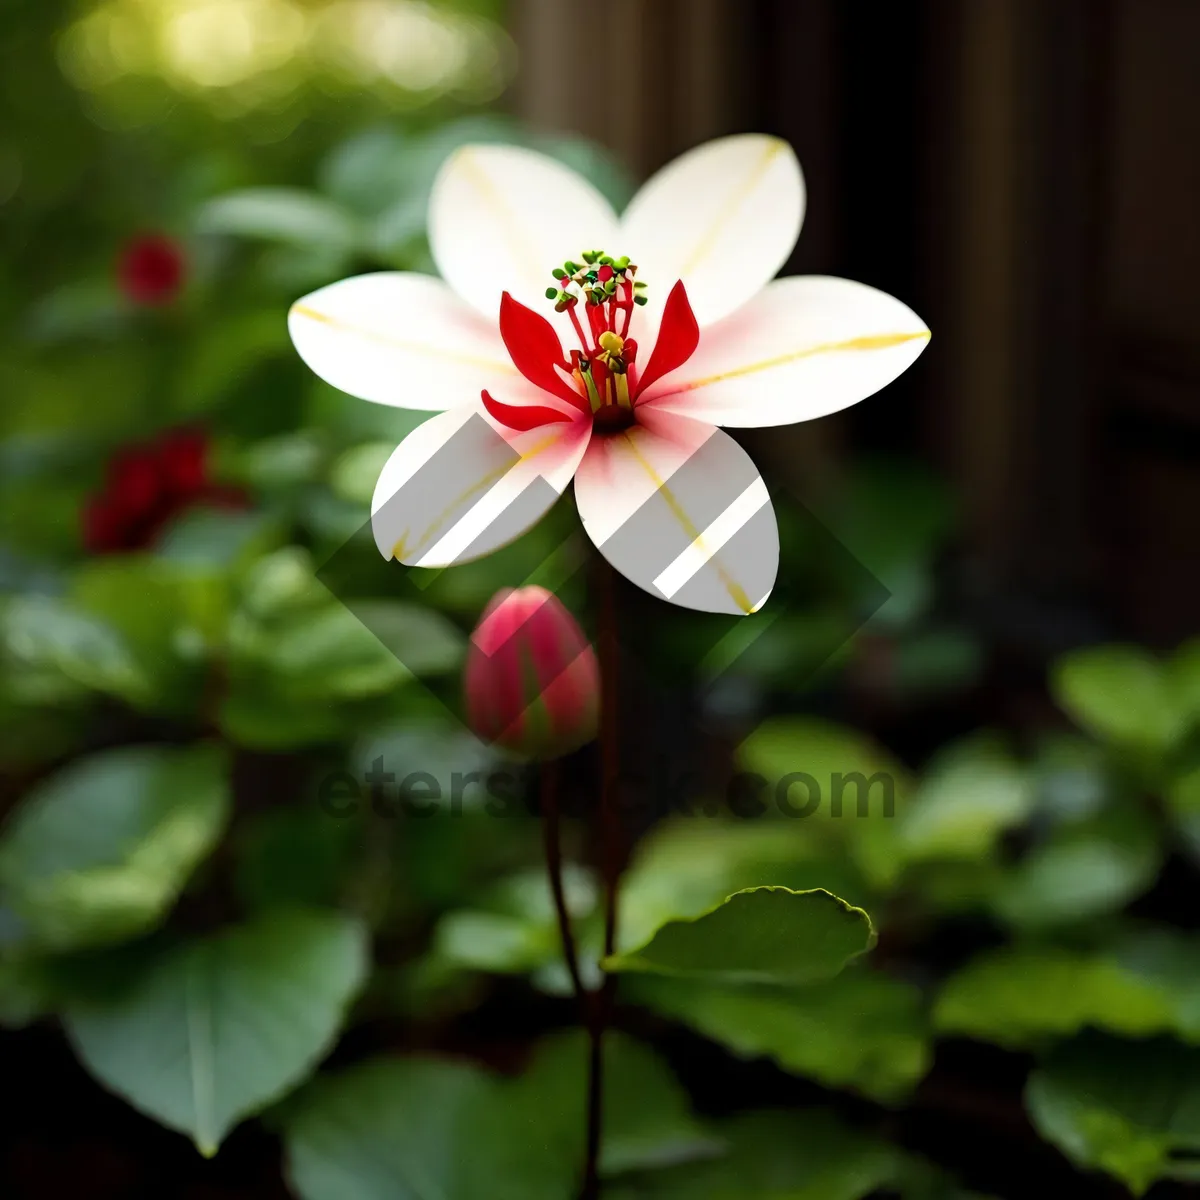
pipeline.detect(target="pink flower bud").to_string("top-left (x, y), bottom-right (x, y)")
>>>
top-left (463, 586), bottom-right (600, 760)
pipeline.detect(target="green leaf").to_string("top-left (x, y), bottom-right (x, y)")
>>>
top-left (991, 809), bottom-right (1161, 928)
top-left (614, 1109), bottom-right (899, 1200)
top-left (196, 188), bottom-right (361, 249)
top-left (283, 1032), bottom-right (716, 1200)
top-left (897, 737), bottom-right (1033, 865)
top-left (234, 431), bottom-right (327, 490)
top-left (329, 441), bottom-right (398, 506)
top-left (618, 822), bottom-right (869, 956)
top-left (319, 127), bottom-right (421, 216)
top-left (0, 745), bottom-right (229, 951)
top-left (1026, 1034), bottom-right (1200, 1196)
top-left (2, 594), bottom-right (150, 706)
top-left (228, 601), bottom-right (415, 705)
top-left (155, 507), bottom-right (279, 570)
top-left (1052, 644), bottom-right (1184, 751)
top-left (70, 555), bottom-right (227, 709)
top-left (1030, 733), bottom-right (1110, 823)
top-left (435, 909), bottom-right (559, 975)
top-left (1111, 926), bottom-right (1200, 1042)
top-left (933, 946), bottom-right (1175, 1049)
top-left (1172, 639), bottom-right (1200, 728)
top-left (65, 910), bottom-right (368, 1155)
top-left (735, 717), bottom-right (911, 889)
top-left (512, 1032), bottom-right (723, 1176)
top-left (286, 1058), bottom-right (509, 1200)
top-left (435, 865), bottom-right (597, 976)
top-left (630, 967), bottom-right (930, 1103)
top-left (603, 887), bottom-right (874, 986)
top-left (346, 600), bottom-right (465, 678)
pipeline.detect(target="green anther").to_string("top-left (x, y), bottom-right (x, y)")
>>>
top-left (599, 254), bottom-right (613, 265)
top-left (634, 294), bottom-right (648, 306)
top-left (604, 278), bottom-right (617, 294)
top-left (634, 280), bottom-right (647, 289)
top-left (582, 251), bottom-right (598, 264)
top-left (565, 260), bottom-right (579, 273)
top-left (552, 267), bottom-right (566, 280)
top-left (579, 362), bottom-right (603, 411)
top-left (616, 256), bottom-right (630, 269)
top-left (545, 286), bottom-right (559, 299)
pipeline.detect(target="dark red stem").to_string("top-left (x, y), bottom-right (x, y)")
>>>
top-left (541, 758), bottom-right (586, 1001)
top-left (580, 558), bottom-right (622, 1200)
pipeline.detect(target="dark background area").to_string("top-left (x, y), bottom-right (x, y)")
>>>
top-left (2, 2), bottom-right (1198, 1197)
top-left (513, 0), bottom-right (1199, 649)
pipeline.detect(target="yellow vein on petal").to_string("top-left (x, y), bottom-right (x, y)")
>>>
top-left (454, 148), bottom-right (546, 299)
top-left (662, 330), bottom-right (932, 395)
top-left (619, 430), bottom-right (754, 615)
top-left (290, 304), bottom-right (518, 375)
top-left (390, 429), bottom-right (565, 562)
top-left (680, 138), bottom-right (787, 278)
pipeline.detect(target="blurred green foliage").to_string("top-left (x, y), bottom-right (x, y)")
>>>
top-left (2, 4), bottom-right (1199, 1197)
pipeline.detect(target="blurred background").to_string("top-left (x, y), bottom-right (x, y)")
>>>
top-left (1, 1), bottom-right (1199, 1198)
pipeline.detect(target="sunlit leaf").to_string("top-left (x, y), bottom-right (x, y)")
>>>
top-left (934, 946), bottom-right (1176, 1048)
top-left (1052, 644), bottom-right (1185, 752)
top-left (603, 887), bottom-right (874, 987)
top-left (197, 188), bottom-right (361, 250)
top-left (0, 744), bottom-right (229, 951)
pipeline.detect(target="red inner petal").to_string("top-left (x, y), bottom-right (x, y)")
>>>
top-left (499, 292), bottom-right (587, 411)
top-left (633, 279), bottom-right (700, 399)
top-left (482, 390), bottom-right (575, 432)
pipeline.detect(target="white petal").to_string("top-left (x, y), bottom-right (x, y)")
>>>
top-left (372, 406), bottom-right (590, 568)
top-left (573, 409), bottom-right (778, 616)
top-left (428, 144), bottom-right (620, 320)
top-left (289, 272), bottom-right (514, 410)
top-left (620, 134), bottom-right (804, 331)
top-left (639, 275), bottom-right (931, 428)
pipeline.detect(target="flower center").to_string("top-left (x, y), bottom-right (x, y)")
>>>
top-left (545, 249), bottom-right (648, 431)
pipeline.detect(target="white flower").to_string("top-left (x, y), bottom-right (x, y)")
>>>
top-left (288, 134), bottom-right (929, 615)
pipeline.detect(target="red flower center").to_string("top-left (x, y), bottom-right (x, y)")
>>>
top-left (481, 250), bottom-right (700, 436)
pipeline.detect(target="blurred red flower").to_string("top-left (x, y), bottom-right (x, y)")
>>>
top-left (82, 428), bottom-right (245, 554)
top-left (117, 234), bottom-right (186, 306)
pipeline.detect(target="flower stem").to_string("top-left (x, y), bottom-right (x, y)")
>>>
top-left (580, 557), bottom-right (623, 1200)
top-left (540, 758), bottom-right (585, 1001)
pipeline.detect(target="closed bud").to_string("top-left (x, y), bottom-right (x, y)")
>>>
top-left (463, 587), bottom-right (600, 760)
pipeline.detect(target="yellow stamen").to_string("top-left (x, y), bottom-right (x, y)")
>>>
top-left (614, 372), bottom-right (632, 409)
